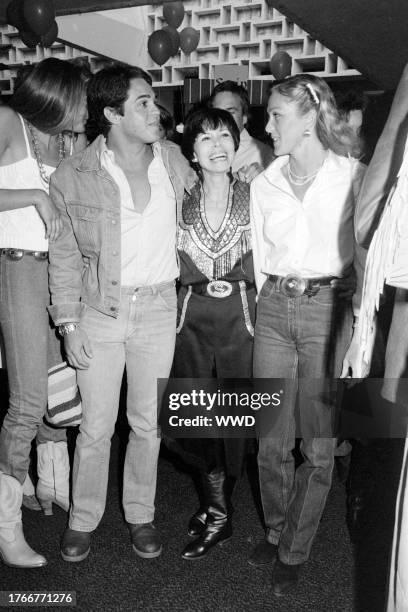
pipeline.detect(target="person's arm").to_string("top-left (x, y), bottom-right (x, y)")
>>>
top-left (341, 163), bottom-right (370, 378)
top-left (355, 62), bottom-right (408, 247)
top-left (48, 172), bottom-right (92, 369)
top-left (0, 107), bottom-right (62, 239)
top-left (250, 178), bottom-right (268, 294)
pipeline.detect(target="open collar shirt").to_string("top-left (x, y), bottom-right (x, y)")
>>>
top-left (101, 140), bottom-right (178, 287)
top-left (250, 150), bottom-right (366, 312)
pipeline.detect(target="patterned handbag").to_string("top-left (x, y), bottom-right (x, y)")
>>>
top-left (47, 361), bottom-right (82, 427)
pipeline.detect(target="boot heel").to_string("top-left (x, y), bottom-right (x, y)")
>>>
top-left (38, 499), bottom-right (53, 516)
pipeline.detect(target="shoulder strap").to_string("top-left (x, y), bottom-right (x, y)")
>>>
top-left (17, 113), bottom-right (32, 158)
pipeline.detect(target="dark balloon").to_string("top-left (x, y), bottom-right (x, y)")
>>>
top-left (163, 1), bottom-right (185, 29)
top-left (179, 27), bottom-right (199, 54)
top-left (269, 51), bottom-right (292, 80)
top-left (6, 0), bottom-right (26, 30)
top-left (19, 29), bottom-right (40, 48)
top-left (41, 20), bottom-right (58, 47)
top-left (162, 25), bottom-right (180, 56)
top-left (23, 0), bottom-right (55, 36)
top-left (148, 30), bottom-right (172, 66)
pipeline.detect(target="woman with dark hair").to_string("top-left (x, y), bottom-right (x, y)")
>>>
top-left (249, 74), bottom-right (365, 595)
top-left (170, 107), bottom-right (255, 560)
top-left (0, 57), bottom-right (87, 568)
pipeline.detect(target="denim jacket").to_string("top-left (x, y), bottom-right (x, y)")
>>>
top-left (48, 135), bottom-right (194, 325)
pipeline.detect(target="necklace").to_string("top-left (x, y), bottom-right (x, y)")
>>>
top-left (287, 156), bottom-right (326, 186)
top-left (25, 121), bottom-right (66, 185)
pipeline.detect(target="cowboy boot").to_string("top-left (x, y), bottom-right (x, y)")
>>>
top-left (182, 469), bottom-right (232, 560)
top-left (36, 441), bottom-right (70, 515)
top-left (0, 472), bottom-right (47, 568)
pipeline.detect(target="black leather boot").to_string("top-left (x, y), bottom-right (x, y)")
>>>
top-left (187, 507), bottom-right (207, 537)
top-left (182, 470), bottom-right (232, 560)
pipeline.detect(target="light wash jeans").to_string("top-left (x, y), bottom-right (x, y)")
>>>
top-left (0, 253), bottom-right (66, 484)
top-left (69, 281), bottom-right (176, 532)
top-left (254, 279), bottom-right (353, 565)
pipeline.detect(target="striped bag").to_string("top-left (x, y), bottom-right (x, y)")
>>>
top-left (47, 361), bottom-right (82, 427)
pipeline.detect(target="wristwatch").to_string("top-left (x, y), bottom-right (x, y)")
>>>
top-left (58, 322), bottom-right (78, 336)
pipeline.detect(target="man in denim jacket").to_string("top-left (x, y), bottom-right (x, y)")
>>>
top-left (48, 64), bottom-right (193, 562)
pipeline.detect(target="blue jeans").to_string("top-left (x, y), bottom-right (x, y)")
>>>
top-left (0, 253), bottom-right (66, 484)
top-left (254, 279), bottom-right (353, 564)
top-left (69, 281), bottom-right (176, 532)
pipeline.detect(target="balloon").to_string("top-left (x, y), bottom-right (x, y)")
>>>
top-left (19, 29), bottom-right (40, 48)
top-left (148, 30), bottom-right (172, 66)
top-left (163, 1), bottom-right (185, 29)
top-left (179, 27), bottom-right (200, 54)
top-left (269, 51), bottom-right (292, 80)
top-left (23, 0), bottom-right (55, 37)
top-left (6, 0), bottom-right (26, 30)
top-left (41, 20), bottom-right (58, 47)
top-left (162, 25), bottom-right (180, 56)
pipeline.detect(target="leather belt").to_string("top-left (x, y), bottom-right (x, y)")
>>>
top-left (0, 248), bottom-right (48, 261)
top-left (187, 279), bottom-right (255, 298)
top-left (267, 274), bottom-right (335, 297)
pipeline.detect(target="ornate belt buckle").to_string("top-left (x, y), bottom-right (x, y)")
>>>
top-left (207, 280), bottom-right (233, 298)
top-left (7, 249), bottom-right (24, 260)
top-left (281, 274), bottom-right (306, 298)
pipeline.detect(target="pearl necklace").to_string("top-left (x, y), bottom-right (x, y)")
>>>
top-left (287, 163), bottom-right (321, 186)
top-left (25, 121), bottom-right (66, 185)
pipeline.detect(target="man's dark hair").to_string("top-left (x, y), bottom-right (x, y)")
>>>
top-left (86, 63), bottom-right (152, 140)
top-left (208, 80), bottom-right (250, 119)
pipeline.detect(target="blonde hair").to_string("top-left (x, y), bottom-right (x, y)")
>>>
top-left (273, 74), bottom-right (362, 158)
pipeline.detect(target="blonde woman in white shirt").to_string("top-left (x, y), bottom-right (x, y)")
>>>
top-left (249, 74), bottom-right (365, 596)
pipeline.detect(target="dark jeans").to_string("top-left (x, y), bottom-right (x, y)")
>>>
top-left (254, 280), bottom-right (353, 564)
top-left (0, 254), bottom-right (65, 484)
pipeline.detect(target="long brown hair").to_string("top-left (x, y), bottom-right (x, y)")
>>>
top-left (10, 58), bottom-right (87, 135)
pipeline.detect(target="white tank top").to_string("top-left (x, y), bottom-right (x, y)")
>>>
top-left (0, 114), bottom-right (56, 251)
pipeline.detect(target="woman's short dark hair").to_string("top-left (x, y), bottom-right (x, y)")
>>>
top-left (182, 107), bottom-right (240, 177)
top-left (86, 63), bottom-right (152, 140)
top-left (10, 58), bottom-right (87, 135)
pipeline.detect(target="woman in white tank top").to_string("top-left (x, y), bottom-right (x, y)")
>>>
top-left (0, 58), bottom-right (88, 569)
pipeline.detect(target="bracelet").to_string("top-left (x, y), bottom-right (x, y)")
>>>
top-left (58, 322), bottom-right (78, 336)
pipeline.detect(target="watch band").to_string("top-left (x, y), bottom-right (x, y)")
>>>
top-left (58, 322), bottom-right (78, 336)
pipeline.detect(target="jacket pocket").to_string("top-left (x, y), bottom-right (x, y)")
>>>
top-left (68, 203), bottom-right (102, 251)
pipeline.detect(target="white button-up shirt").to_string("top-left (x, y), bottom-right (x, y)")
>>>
top-left (101, 141), bottom-right (178, 287)
top-left (250, 150), bottom-right (366, 311)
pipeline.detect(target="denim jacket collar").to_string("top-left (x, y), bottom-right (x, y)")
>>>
top-left (76, 135), bottom-right (193, 195)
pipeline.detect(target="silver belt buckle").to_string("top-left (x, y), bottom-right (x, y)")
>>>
top-left (32, 251), bottom-right (48, 260)
top-left (207, 280), bottom-right (233, 298)
top-left (280, 274), bottom-right (306, 297)
top-left (6, 249), bottom-right (24, 260)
